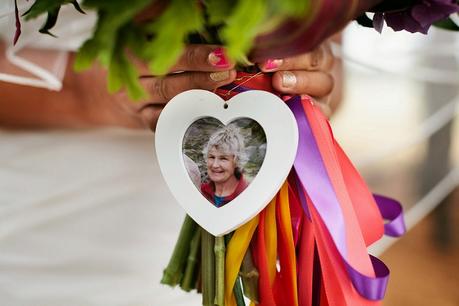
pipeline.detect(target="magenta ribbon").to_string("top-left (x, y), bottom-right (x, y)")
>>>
top-left (288, 96), bottom-right (406, 300)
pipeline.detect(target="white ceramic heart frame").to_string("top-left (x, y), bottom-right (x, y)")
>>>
top-left (155, 90), bottom-right (298, 236)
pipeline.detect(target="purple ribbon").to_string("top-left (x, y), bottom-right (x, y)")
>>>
top-left (289, 97), bottom-right (348, 256)
top-left (289, 96), bottom-right (392, 300)
top-left (344, 256), bottom-right (390, 301)
top-left (218, 83), bottom-right (406, 300)
top-left (293, 171), bottom-right (311, 220)
top-left (374, 194), bottom-right (406, 237)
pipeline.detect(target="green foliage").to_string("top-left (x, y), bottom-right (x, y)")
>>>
top-left (37, 6), bottom-right (60, 37)
top-left (204, 0), bottom-right (235, 25)
top-left (142, 0), bottom-right (204, 74)
top-left (108, 33), bottom-right (147, 100)
top-left (23, 0), bottom-right (84, 37)
top-left (221, 0), bottom-right (267, 62)
top-left (21, 0), bottom-right (312, 101)
top-left (434, 17), bottom-right (459, 31)
top-left (269, 0), bottom-right (309, 17)
top-left (82, 0), bottom-right (130, 10)
top-left (23, 0), bottom-right (68, 19)
top-left (73, 0), bottom-right (151, 98)
top-left (20, 0), bottom-right (457, 102)
top-left (75, 0), bottom-right (150, 69)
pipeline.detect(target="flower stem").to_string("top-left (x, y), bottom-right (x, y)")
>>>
top-left (161, 215), bottom-right (198, 286)
top-left (240, 248), bottom-right (259, 303)
top-left (214, 236), bottom-right (226, 306)
top-left (180, 227), bottom-right (202, 291)
top-left (201, 229), bottom-right (216, 306)
top-left (234, 277), bottom-right (246, 306)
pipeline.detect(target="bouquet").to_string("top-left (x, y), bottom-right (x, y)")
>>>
top-left (14, 0), bottom-right (459, 99)
top-left (13, 1), bottom-right (459, 306)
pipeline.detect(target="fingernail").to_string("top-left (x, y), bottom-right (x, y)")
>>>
top-left (282, 71), bottom-right (296, 88)
top-left (208, 48), bottom-right (230, 68)
top-left (210, 71), bottom-right (230, 82)
top-left (263, 59), bottom-right (283, 71)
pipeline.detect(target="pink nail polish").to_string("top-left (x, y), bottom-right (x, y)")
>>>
top-left (263, 59), bottom-right (283, 71)
top-left (208, 48), bottom-right (230, 68)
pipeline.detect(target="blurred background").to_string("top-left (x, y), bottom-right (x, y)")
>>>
top-left (334, 24), bottom-right (459, 305)
top-left (0, 3), bottom-right (458, 304)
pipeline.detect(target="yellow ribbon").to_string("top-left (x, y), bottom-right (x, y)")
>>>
top-left (279, 181), bottom-right (299, 306)
top-left (225, 215), bottom-right (259, 306)
top-left (265, 197), bottom-right (278, 284)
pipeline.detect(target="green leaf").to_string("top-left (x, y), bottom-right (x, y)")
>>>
top-left (38, 6), bottom-right (60, 37)
top-left (81, 0), bottom-right (132, 10)
top-left (74, 39), bottom-right (100, 71)
top-left (142, 0), bottom-right (204, 74)
top-left (23, 0), bottom-right (70, 19)
top-left (269, 0), bottom-right (309, 17)
top-left (221, 0), bottom-right (267, 61)
top-left (21, 0), bottom-right (85, 43)
top-left (434, 17), bottom-right (459, 31)
top-left (355, 13), bottom-right (375, 28)
top-left (74, 0), bottom-right (150, 70)
top-left (108, 46), bottom-right (147, 101)
top-left (70, 0), bottom-right (86, 14)
top-left (74, 0), bottom-right (151, 101)
top-left (204, 0), bottom-right (235, 25)
top-left (124, 25), bottom-right (150, 60)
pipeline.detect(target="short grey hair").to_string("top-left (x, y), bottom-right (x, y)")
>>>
top-left (203, 124), bottom-right (247, 169)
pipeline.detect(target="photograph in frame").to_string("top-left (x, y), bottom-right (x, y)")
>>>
top-left (182, 117), bottom-right (267, 208)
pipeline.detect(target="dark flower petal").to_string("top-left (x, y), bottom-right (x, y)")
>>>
top-left (384, 11), bottom-right (422, 33)
top-left (411, 1), bottom-right (459, 28)
top-left (383, 0), bottom-right (459, 34)
top-left (13, 0), bottom-right (21, 45)
top-left (373, 12), bottom-right (385, 33)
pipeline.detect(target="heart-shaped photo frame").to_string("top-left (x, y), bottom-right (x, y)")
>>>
top-left (155, 90), bottom-right (298, 236)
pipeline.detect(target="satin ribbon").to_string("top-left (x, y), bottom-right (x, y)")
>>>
top-left (373, 194), bottom-right (406, 237)
top-left (273, 182), bottom-right (298, 306)
top-left (225, 216), bottom-right (259, 306)
top-left (217, 72), bottom-right (406, 302)
top-left (289, 96), bottom-right (404, 300)
top-left (254, 207), bottom-right (277, 306)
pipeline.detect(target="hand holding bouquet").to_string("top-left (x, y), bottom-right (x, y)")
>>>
top-left (15, 0), bottom-right (459, 100)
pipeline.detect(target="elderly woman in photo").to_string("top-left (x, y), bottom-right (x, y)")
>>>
top-left (201, 125), bottom-right (248, 208)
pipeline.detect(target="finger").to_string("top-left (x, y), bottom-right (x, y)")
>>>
top-left (259, 43), bottom-right (334, 72)
top-left (170, 45), bottom-right (235, 72)
top-left (138, 103), bottom-right (164, 131)
top-left (315, 102), bottom-right (332, 119)
top-left (311, 96), bottom-right (332, 119)
top-left (131, 45), bottom-right (234, 76)
top-left (272, 70), bottom-right (334, 98)
top-left (139, 69), bottom-right (237, 103)
top-left (138, 69), bottom-right (236, 130)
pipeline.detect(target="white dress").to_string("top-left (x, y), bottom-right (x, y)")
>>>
top-left (0, 2), bottom-right (201, 305)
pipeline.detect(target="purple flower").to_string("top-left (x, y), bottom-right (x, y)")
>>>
top-left (374, 0), bottom-right (459, 34)
top-left (14, 0), bottom-right (21, 45)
